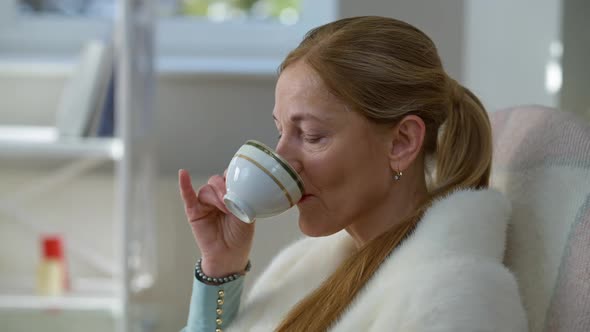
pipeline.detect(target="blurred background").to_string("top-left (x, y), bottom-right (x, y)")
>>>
top-left (0, 0), bottom-right (588, 331)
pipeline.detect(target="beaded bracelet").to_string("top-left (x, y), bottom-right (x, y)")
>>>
top-left (195, 258), bottom-right (252, 285)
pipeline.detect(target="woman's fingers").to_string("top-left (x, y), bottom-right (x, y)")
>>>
top-left (179, 169), bottom-right (230, 220)
top-left (179, 169), bottom-right (215, 221)
top-left (197, 185), bottom-right (228, 218)
top-left (179, 169), bottom-right (198, 208)
top-left (207, 175), bottom-right (229, 214)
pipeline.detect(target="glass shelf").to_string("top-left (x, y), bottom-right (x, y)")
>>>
top-left (0, 277), bottom-right (122, 313)
top-left (0, 126), bottom-right (122, 160)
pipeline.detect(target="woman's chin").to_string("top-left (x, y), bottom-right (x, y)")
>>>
top-left (298, 216), bottom-right (339, 237)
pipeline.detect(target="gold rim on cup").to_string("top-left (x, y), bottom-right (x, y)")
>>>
top-left (243, 140), bottom-right (304, 195)
top-left (236, 154), bottom-right (295, 206)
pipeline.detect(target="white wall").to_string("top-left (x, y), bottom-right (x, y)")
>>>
top-left (338, 0), bottom-right (465, 81)
top-left (154, 74), bottom-right (278, 174)
top-left (0, 72), bottom-right (66, 126)
top-left (463, 0), bottom-right (563, 112)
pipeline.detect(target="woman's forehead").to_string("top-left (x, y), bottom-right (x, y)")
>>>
top-left (276, 62), bottom-right (327, 100)
top-left (275, 62), bottom-right (347, 121)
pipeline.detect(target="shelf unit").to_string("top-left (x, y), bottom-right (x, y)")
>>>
top-left (0, 140), bottom-right (128, 331)
top-left (0, 1), bottom-right (157, 331)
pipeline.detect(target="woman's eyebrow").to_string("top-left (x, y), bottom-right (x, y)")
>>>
top-left (272, 112), bottom-right (330, 124)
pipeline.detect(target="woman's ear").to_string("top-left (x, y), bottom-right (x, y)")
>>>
top-left (389, 115), bottom-right (426, 172)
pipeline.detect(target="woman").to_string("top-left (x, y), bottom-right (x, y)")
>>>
top-left (179, 16), bottom-right (527, 331)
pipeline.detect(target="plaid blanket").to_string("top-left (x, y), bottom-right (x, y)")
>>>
top-left (490, 105), bottom-right (590, 332)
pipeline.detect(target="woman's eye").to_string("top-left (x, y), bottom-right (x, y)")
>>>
top-left (303, 136), bottom-right (322, 144)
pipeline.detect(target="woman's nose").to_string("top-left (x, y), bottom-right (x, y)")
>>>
top-left (275, 140), bottom-right (303, 174)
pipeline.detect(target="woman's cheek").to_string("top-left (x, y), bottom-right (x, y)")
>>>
top-left (306, 152), bottom-right (341, 186)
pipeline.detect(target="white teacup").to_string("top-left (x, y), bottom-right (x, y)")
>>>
top-left (223, 140), bottom-right (304, 223)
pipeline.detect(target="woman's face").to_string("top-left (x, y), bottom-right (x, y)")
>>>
top-left (273, 62), bottom-right (394, 237)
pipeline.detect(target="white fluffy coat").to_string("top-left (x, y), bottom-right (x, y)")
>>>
top-left (227, 189), bottom-right (528, 331)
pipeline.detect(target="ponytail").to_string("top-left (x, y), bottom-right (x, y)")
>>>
top-left (434, 79), bottom-right (492, 193)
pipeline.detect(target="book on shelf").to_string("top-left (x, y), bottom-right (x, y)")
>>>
top-left (97, 73), bottom-right (115, 138)
top-left (55, 38), bottom-right (115, 139)
top-left (86, 70), bottom-right (115, 138)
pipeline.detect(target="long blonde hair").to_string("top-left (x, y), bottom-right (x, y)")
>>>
top-left (275, 16), bottom-right (492, 331)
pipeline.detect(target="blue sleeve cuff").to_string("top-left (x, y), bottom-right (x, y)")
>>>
top-left (183, 274), bottom-right (244, 331)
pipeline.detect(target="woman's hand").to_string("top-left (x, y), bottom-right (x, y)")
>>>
top-left (179, 169), bottom-right (254, 277)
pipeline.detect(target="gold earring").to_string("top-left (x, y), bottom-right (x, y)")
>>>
top-left (393, 170), bottom-right (403, 181)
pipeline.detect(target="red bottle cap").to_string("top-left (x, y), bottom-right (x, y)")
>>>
top-left (42, 235), bottom-right (64, 260)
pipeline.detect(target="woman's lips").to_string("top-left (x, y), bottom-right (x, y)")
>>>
top-left (299, 194), bottom-right (314, 203)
